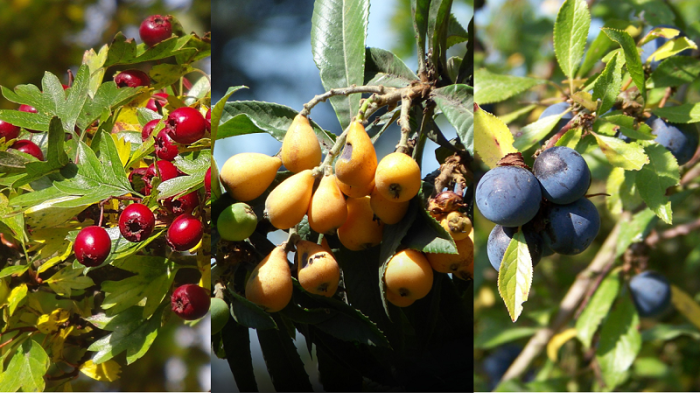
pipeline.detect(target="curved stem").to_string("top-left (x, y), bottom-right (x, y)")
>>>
top-left (301, 85), bottom-right (395, 117)
top-left (396, 95), bottom-right (414, 154)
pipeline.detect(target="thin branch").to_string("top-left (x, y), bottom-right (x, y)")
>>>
top-left (396, 94), bottom-right (414, 154)
top-left (501, 221), bottom-right (622, 383)
top-left (301, 85), bottom-right (395, 117)
top-left (645, 217), bottom-right (700, 247)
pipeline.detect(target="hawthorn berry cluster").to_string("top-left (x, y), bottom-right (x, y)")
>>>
top-left (478, 146), bottom-right (600, 271)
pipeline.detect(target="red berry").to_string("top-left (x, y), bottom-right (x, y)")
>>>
top-left (146, 93), bottom-right (169, 113)
top-left (139, 15), bottom-right (173, 47)
top-left (11, 140), bottom-right (44, 161)
top-left (0, 120), bottom-right (20, 141)
top-left (145, 160), bottom-right (180, 189)
top-left (204, 167), bottom-right (211, 195)
top-left (164, 107), bottom-right (206, 144)
top-left (171, 284), bottom-right (210, 320)
top-left (115, 69), bottom-right (151, 88)
top-left (154, 130), bottom-right (179, 161)
top-left (205, 109), bottom-right (211, 132)
top-left (167, 214), bottom-right (203, 251)
top-left (119, 203), bottom-right (155, 242)
top-left (18, 105), bottom-right (40, 133)
top-left (164, 191), bottom-right (199, 215)
top-left (142, 119), bottom-right (161, 141)
top-left (75, 226), bottom-right (111, 267)
top-left (19, 104), bottom-right (37, 114)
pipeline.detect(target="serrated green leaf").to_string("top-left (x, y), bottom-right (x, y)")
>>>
top-left (595, 294), bottom-right (641, 391)
top-left (311, 0), bottom-right (369, 129)
top-left (45, 266), bottom-right (95, 297)
top-left (650, 57), bottom-right (700, 87)
top-left (593, 51), bottom-right (623, 115)
top-left (446, 13), bottom-right (468, 48)
top-left (602, 27), bottom-right (646, 102)
top-left (0, 340), bottom-right (49, 392)
top-left (615, 208), bottom-right (657, 257)
top-left (636, 142), bottom-right (679, 224)
top-left (497, 229), bottom-right (533, 322)
top-left (475, 327), bottom-right (539, 349)
top-left (606, 167), bottom-right (642, 215)
top-left (102, 256), bottom-right (176, 318)
top-left (579, 20), bottom-right (630, 78)
top-left (592, 133), bottom-right (649, 170)
top-left (474, 69), bottom-right (547, 104)
top-left (641, 323), bottom-right (700, 342)
top-left (576, 269), bottom-right (621, 349)
top-left (513, 112), bottom-right (571, 151)
top-left (553, 0), bottom-right (590, 79)
top-left (652, 103), bottom-right (700, 123)
top-left (87, 305), bottom-right (163, 365)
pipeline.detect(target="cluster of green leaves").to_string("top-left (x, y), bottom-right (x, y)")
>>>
top-left (0, 25), bottom-right (210, 392)
top-left (473, 0), bottom-right (700, 392)
top-left (212, 0), bottom-right (472, 392)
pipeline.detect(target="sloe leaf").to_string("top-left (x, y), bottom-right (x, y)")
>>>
top-left (576, 268), bottom-right (621, 349)
top-left (474, 69), bottom-right (546, 104)
top-left (595, 294), bottom-right (641, 391)
top-left (591, 133), bottom-right (649, 171)
top-left (553, 0), bottom-right (590, 79)
top-left (650, 56), bottom-right (700, 87)
top-left (593, 51), bottom-right (623, 115)
top-left (513, 110), bottom-right (571, 151)
top-left (497, 229), bottom-right (533, 322)
top-left (474, 104), bottom-right (517, 169)
top-left (652, 103), bottom-right (700, 123)
top-left (636, 142), bottom-right (679, 224)
top-left (602, 27), bottom-right (646, 102)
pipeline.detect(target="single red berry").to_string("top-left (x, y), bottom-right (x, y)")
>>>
top-left (204, 167), bottom-right (211, 195)
top-left (155, 130), bottom-right (179, 161)
top-left (171, 284), bottom-right (210, 320)
top-left (119, 203), bottom-right (156, 242)
top-left (164, 191), bottom-right (199, 215)
top-left (75, 226), bottom-right (111, 267)
top-left (0, 120), bottom-right (21, 141)
top-left (19, 104), bottom-right (37, 114)
top-left (11, 140), bottom-right (44, 161)
top-left (142, 119), bottom-right (161, 141)
top-left (139, 15), bottom-right (173, 47)
top-left (145, 160), bottom-right (180, 189)
top-left (205, 109), bottom-right (211, 132)
top-left (146, 93), bottom-right (169, 113)
top-left (167, 214), bottom-right (203, 251)
top-left (115, 69), bottom-right (151, 88)
top-left (164, 107), bottom-right (206, 144)
top-left (18, 104), bottom-right (40, 133)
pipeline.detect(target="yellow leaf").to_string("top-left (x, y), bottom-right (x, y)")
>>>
top-left (38, 240), bottom-right (74, 274)
top-left (36, 308), bottom-right (71, 334)
top-left (548, 328), bottom-right (578, 362)
top-left (671, 285), bottom-right (700, 331)
top-left (51, 325), bottom-right (75, 363)
top-left (116, 91), bottom-right (152, 126)
top-left (474, 105), bottom-right (517, 169)
top-left (32, 228), bottom-right (73, 270)
top-left (79, 359), bottom-right (121, 382)
top-left (111, 133), bottom-right (132, 167)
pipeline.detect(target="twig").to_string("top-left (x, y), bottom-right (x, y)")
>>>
top-left (658, 87), bottom-right (673, 109)
top-left (645, 218), bottom-right (700, 247)
top-left (396, 94), bottom-right (414, 154)
top-left (544, 115), bottom-right (578, 150)
top-left (301, 85), bottom-right (394, 117)
top-left (574, 258), bottom-right (617, 320)
top-left (501, 222), bottom-right (622, 382)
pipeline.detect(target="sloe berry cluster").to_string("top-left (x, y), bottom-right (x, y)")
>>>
top-left (478, 146), bottom-right (601, 270)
